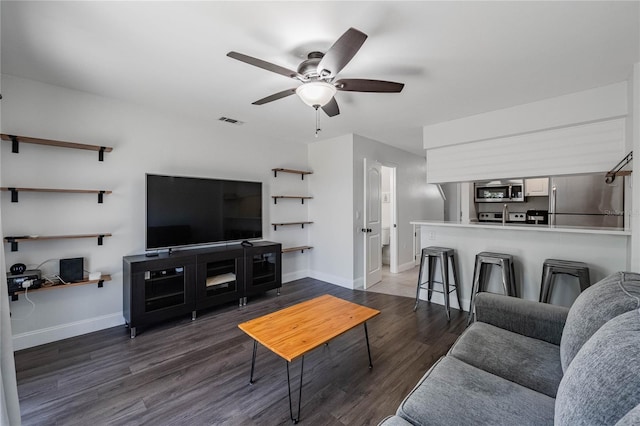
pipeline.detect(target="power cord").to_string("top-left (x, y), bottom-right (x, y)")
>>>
top-left (31, 258), bottom-right (58, 271)
top-left (10, 279), bottom-right (36, 320)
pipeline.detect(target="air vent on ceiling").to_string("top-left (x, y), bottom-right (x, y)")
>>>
top-left (218, 116), bottom-right (245, 126)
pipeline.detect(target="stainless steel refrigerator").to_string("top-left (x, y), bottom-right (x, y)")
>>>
top-left (549, 173), bottom-right (624, 228)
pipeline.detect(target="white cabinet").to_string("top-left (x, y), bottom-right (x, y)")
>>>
top-left (525, 178), bottom-right (549, 197)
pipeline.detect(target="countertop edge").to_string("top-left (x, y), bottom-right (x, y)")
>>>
top-left (410, 221), bottom-right (631, 236)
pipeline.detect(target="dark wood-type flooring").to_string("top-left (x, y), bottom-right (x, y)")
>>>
top-left (14, 278), bottom-right (467, 425)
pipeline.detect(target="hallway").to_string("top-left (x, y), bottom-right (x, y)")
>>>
top-left (367, 265), bottom-right (419, 299)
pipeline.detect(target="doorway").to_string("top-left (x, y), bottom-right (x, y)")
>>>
top-left (363, 160), bottom-right (397, 289)
top-left (380, 166), bottom-right (397, 272)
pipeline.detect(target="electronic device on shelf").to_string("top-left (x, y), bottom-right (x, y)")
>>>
top-left (145, 174), bottom-right (263, 251)
top-left (7, 270), bottom-right (42, 293)
top-left (10, 263), bottom-right (26, 274)
top-left (59, 257), bottom-right (84, 283)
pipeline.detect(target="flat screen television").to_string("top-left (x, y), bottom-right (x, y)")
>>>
top-left (146, 174), bottom-right (263, 250)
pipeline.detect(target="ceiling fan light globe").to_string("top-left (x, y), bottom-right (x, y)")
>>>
top-left (296, 81), bottom-right (337, 108)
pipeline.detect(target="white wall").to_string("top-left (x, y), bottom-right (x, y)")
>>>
top-left (426, 118), bottom-right (626, 183)
top-left (423, 82), bottom-right (629, 184)
top-left (423, 82), bottom-right (628, 149)
top-left (630, 63), bottom-right (640, 272)
top-left (353, 134), bottom-right (439, 285)
top-left (1, 74), bottom-right (310, 349)
top-left (307, 134), bottom-right (354, 288)
top-left (306, 134), bottom-right (436, 289)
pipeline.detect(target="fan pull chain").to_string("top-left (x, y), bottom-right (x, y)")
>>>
top-left (314, 106), bottom-right (321, 137)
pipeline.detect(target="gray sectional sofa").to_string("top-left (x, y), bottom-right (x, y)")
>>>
top-left (379, 271), bottom-right (640, 425)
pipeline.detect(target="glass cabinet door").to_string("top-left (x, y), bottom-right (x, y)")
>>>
top-left (250, 252), bottom-right (277, 286)
top-left (144, 267), bottom-right (186, 312)
top-left (203, 258), bottom-right (238, 297)
top-left (245, 244), bottom-right (281, 297)
top-left (195, 249), bottom-right (244, 309)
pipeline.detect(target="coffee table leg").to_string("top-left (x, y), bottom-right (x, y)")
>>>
top-left (286, 356), bottom-right (305, 424)
top-left (249, 340), bottom-right (258, 384)
top-left (364, 322), bottom-right (373, 369)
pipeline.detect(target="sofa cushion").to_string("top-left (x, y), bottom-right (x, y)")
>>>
top-left (449, 322), bottom-right (562, 397)
top-left (560, 272), bottom-right (640, 371)
top-left (397, 356), bottom-right (555, 426)
top-left (556, 310), bottom-right (640, 425)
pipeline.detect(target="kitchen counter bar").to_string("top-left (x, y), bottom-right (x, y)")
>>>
top-left (410, 220), bottom-right (631, 236)
top-left (410, 220), bottom-right (629, 311)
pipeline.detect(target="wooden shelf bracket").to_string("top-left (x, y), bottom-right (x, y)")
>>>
top-left (6, 237), bottom-right (18, 252)
top-left (272, 195), bottom-right (312, 205)
top-left (4, 233), bottom-right (112, 252)
top-left (1, 134), bottom-right (113, 162)
top-left (10, 135), bottom-right (19, 153)
top-left (1, 187), bottom-right (112, 203)
top-left (282, 246), bottom-right (313, 254)
top-left (272, 221), bottom-right (313, 231)
top-left (272, 168), bottom-right (313, 180)
top-left (10, 274), bottom-right (111, 301)
top-left (8, 187), bottom-right (18, 203)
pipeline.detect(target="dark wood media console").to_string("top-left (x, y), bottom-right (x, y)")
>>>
top-left (123, 241), bottom-right (281, 338)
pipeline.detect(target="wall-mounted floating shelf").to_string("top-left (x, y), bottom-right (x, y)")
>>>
top-left (4, 233), bottom-right (112, 252)
top-left (1, 133), bottom-right (113, 161)
top-left (272, 168), bottom-right (313, 180)
top-left (10, 274), bottom-right (112, 301)
top-left (272, 221), bottom-right (313, 231)
top-left (0, 187), bottom-right (112, 203)
top-left (272, 195), bottom-right (313, 204)
top-left (282, 246), bottom-right (313, 254)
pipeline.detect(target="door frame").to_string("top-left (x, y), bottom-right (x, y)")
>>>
top-left (363, 158), bottom-right (383, 289)
top-left (363, 160), bottom-right (399, 288)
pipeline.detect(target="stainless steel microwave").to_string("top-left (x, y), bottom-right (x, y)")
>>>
top-left (474, 180), bottom-right (525, 203)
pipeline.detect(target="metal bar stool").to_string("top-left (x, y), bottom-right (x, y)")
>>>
top-left (413, 246), bottom-right (461, 320)
top-left (539, 259), bottom-right (590, 304)
top-left (467, 252), bottom-right (517, 325)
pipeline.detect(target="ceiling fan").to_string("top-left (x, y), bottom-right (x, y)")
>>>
top-left (226, 27), bottom-right (404, 121)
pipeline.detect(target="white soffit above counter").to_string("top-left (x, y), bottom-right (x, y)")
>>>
top-left (423, 82), bottom-right (628, 150)
top-left (426, 117), bottom-right (626, 183)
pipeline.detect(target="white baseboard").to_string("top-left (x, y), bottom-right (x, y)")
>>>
top-left (353, 277), bottom-right (364, 290)
top-left (397, 260), bottom-right (417, 273)
top-left (417, 290), bottom-right (470, 312)
top-left (308, 270), bottom-right (354, 289)
top-left (282, 270), bottom-right (310, 283)
top-left (13, 313), bottom-right (124, 351)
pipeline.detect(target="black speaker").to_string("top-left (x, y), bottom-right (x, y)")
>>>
top-left (59, 257), bottom-right (84, 283)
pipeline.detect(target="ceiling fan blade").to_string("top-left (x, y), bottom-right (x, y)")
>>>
top-left (252, 88), bottom-right (297, 105)
top-left (317, 28), bottom-right (368, 78)
top-left (335, 78), bottom-right (404, 93)
top-left (227, 51), bottom-right (300, 79)
top-left (321, 97), bottom-right (340, 117)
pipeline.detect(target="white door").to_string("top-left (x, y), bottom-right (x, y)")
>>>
top-left (364, 159), bottom-right (382, 288)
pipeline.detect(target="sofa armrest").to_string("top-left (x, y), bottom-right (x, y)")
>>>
top-left (474, 292), bottom-right (569, 345)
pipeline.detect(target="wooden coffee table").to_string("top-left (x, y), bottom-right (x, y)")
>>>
top-left (238, 294), bottom-right (380, 423)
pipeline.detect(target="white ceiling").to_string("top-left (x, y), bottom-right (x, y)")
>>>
top-left (1, 1), bottom-right (639, 156)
